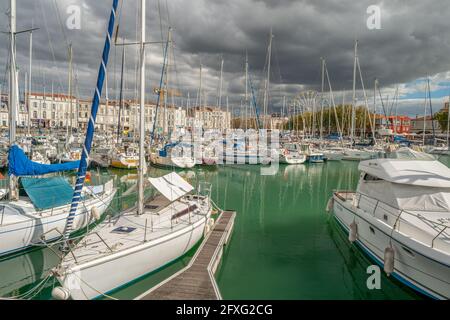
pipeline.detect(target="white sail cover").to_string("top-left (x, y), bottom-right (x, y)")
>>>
top-left (148, 172), bottom-right (194, 202)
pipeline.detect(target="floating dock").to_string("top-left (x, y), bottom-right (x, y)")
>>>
top-left (135, 210), bottom-right (236, 300)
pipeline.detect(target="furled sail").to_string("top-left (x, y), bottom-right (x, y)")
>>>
top-left (8, 145), bottom-right (79, 176)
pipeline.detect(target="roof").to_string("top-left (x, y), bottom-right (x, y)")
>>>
top-left (148, 172), bottom-right (194, 202)
top-left (359, 158), bottom-right (450, 188)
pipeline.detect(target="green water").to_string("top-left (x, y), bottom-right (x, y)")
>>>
top-left (4, 158), bottom-right (446, 300)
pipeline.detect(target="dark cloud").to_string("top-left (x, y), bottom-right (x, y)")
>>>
top-left (1, 0), bottom-right (449, 115)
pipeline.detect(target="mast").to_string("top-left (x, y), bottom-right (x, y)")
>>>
top-left (245, 52), bottom-right (248, 130)
top-left (422, 82), bottom-right (427, 146)
top-left (28, 28), bottom-right (33, 135)
top-left (137, 0), bottom-right (146, 216)
top-left (319, 58), bottom-right (325, 140)
top-left (447, 94), bottom-right (450, 149)
top-left (226, 96), bottom-right (229, 131)
top-left (373, 79), bottom-right (377, 136)
top-left (263, 29), bottom-right (273, 129)
top-left (199, 64), bottom-right (202, 124)
top-left (9, 0), bottom-right (16, 145)
top-left (351, 40), bottom-right (358, 143)
top-left (218, 57), bottom-right (223, 110)
top-left (117, 44), bottom-right (125, 143)
top-left (62, 0), bottom-right (120, 246)
top-left (9, 0), bottom-right (18, 200)
top-left (67, 44), bottom-right (73, 138)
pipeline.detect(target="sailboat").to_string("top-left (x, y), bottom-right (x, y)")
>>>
top-left (52, 0), bottom-right (213, 300)
top-left (0, 0), bottom-right (116, 258)
top-left (149, 142), bottom-right (196, 169)
top-left (110, 145), bottom-right (140, 169)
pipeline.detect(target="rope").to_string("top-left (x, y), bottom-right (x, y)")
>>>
top-left (1, 273), bottom-right (52, 300)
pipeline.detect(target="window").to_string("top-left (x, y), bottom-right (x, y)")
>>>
top-left (43, 111), bottom-right (47, 118)
top-left (363, 173), bottom-right (382, 181)
top-left (33, 111), bottom-right (37, 118)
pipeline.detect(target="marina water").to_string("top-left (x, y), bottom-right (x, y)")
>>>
top-left (3, 158), bottom-right (443, 300)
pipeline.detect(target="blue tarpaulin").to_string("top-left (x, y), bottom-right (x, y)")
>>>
top-left (8, 145), bottom-right (80, 177)
top-left (21, 177), bottom-right (74, 210)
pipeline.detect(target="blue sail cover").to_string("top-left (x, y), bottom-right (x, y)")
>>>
top-left (8, 145), bottom-right (80, 177)
top-left (21, 177), bottom-right (74, 210)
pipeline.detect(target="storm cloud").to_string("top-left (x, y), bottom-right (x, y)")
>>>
top-left (1, 0), bottom-right (449, 116)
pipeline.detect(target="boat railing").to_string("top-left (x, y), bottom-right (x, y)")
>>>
top-left (355, 192), bottom-right (449, 249)
top-left (0, 205), bottom-right (5, 225)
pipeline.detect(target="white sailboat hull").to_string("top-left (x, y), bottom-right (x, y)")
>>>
top-left (332, 195), bottom-right (450, 300)
top-left (0, 188), bottom-right (116, 257)
top-left (57, 215), bottom-right (208, 300)
top-left (342, 149), bottom-right (373, 161)
top-left (322, 151), bottom-right (344, 161)
top-left (150, 153), bottom-right (196, 169)
top-left (279, 153), bottom-right (306, 164)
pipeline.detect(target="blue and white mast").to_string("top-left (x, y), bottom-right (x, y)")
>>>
top-left (137, 0), bottom-right (146, 216)
top-left (62, 0), bottom-right (120, 246)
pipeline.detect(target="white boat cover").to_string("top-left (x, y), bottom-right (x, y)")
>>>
top-left (148, 172), bottom-right (194, 202)
top-left (358, 180), bottom-right (450, 212)
top-left (359, 159), bottom-right (450, 188)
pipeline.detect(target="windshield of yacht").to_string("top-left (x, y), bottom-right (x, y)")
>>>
top-left (388, 147), bottom-right (436, 161)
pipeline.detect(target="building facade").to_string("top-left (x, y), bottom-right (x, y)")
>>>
top-left (187, 106), bottom-right (231, 130)
top-left (374, 114), bottom-right (411, 134)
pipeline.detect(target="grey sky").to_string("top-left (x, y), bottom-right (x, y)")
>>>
top-left (1, 0), bottom-right (449, 117)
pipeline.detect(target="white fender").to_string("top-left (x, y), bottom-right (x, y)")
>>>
top-left (51, 286), bottom-right (71, 300)
top-left (326, 197), bottom-right (334, 212)
top-left (91, 206), bottom-right (101, 221)
top-left (204, 224), bottom-right (211, 236)
top-left (349, 221), bottom-right (358, 242)
top-left (384, 247), bottom-right (395, 276)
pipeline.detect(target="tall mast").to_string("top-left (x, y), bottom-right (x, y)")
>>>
top-left (28, 28), bottom-right (33, 135)
top-left (319, 58), bottom-right (325, 140)
top-left (263, 29), bottom-right (273, 129)
top-left (373, 79), bottom-right (377, 136)
top-left (245, 52), bottom-right (248, 130)
top-left (9, 0), bottom-right (16, 145)
top-left (9, 0), bottom-right (18, 200)
top-left (137, 0), bottom-right (146, 215)
top-left (62, 0), bottom-right (119, 245)
top-left (351, 40), bottom-right (358, 143)
top-left (67, 44), bottom-right (73, 138)
top-left (218, 57), bottom-right (224, 109)
top-left (199, 64), bottom-right (202, 123)
top-left (226, 96), bottom-right (229, 131)
top-left (447, 94), bottom-right (450, 149)
top-left (117, 44), bottom-right (125, 143)
top-left (422, 81), bottom-right (427, 146)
